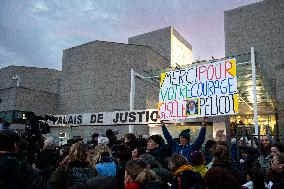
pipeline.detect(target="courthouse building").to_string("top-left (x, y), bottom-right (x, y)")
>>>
top-left (0, 27), bottom-right (199, 140)
top-left (225, 0), bottom-right (284, 142)
top-left (0, 0), bottom-right (283, 142)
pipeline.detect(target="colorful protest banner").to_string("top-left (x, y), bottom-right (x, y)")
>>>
top-left (159, 59), bottom-right (238, 120)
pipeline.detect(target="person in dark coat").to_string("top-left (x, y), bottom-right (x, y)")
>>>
top-left (203, 140), bottom-right (216, 165)
top-left (204, 167), bottom-right (241, 189)
top-left (33, 137), bottom-right (61, 184)
top-left (259, 135), bottom-right (274, 174)
top-left (161, 117), bottom-right (207, 163)
top-left (147, 134), bottom-right (172, 168)
top-left (0, 130), bottom-right (49, 189)
top-left (50, 142), bottom-right (97, 189)
top-left (124, 133), bottom-right (138, 151)
top-left (239, 146), bottom-right (260, 176)
top-left (211, 141), bottom-right (246, 185)
top-left (112, 144), bottom-right (132, 189)
top-left (106, 129), bottom-right (118, 148)
top-left (268, 153), bottom-right (284, 189)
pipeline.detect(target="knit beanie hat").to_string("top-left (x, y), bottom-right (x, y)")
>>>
top-left (179, 129), bottom-right (190, 141)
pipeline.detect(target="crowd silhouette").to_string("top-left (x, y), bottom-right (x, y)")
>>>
top-left (0, 118), bottom-right (284, 189)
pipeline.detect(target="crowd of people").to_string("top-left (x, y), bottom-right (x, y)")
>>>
top-left (0, 117), bottom-right (284, 189)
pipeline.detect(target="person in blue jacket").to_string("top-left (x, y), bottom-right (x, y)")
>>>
top-left (161, 117), bottom-right (207, 164)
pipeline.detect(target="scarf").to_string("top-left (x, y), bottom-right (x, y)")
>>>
top-left (174, 164), bottom-right (193, 176)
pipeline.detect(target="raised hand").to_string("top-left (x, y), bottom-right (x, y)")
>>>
top-left (202, 116), bottom-right (208, 128)
top-left (160, 120), bottom-right (165, 127)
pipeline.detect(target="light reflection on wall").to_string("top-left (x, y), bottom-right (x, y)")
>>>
top-left (171, 35), bottom-right (192, 67)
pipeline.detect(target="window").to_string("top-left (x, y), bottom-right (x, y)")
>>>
top-left (0, 110), bottom-right (32, 124)
top-left (59, 133), bottom-right (66, 138)
top-left (5, 111), bottom-right (13, 122)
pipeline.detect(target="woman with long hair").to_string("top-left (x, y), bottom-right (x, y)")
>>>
top-left (124, 133), bottom-right (138, 151)
top-left (92, 144), bottom-right (116, 177)
top-left (124, 159), bottom-right (158, 189)
top-left (50, 142), bottom-right (97, 189)
top-left (212, 141), bottom-right (246, 185)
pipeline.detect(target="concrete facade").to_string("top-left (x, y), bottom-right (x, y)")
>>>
top-left (224, 0), bottom-right (284, 142)
top-left (57, 39), bottom-right (170, 138)
top-left (59, 40), bottom-right (169, 114)
top-left (0, 66), bottom-right (60, 94)
top-left (0, 66), bottom-right (60, 115)
top-left (128, 26), bottom-right (193, 67)
top-left (128, 27), bottom-right (172, 62)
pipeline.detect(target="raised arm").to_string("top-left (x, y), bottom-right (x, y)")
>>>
top-left (192, 117), bottom-right (207, 151)
top-left (161, 121), bottom-right (176, 148)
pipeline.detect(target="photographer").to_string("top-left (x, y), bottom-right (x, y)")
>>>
top-left (25, 112), bottom-right (55, 164)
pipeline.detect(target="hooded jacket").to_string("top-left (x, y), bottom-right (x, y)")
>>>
top-left (95, 156), bottom-right (116, 176)
top-left (148, 144), bottom-right (173, 168)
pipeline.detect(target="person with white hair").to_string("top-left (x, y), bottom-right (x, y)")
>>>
top-left (98, 136), bottom-right (110, 146)
top-left (33, 137), bottom-right (61, 184)
top-left (44, 137), bottom-right (59, 149)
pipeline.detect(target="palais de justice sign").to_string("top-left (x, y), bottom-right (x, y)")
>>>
top-left (159, 59), bottom-right (238, 120)
top-left (50, 109), bottom-right (159, 126)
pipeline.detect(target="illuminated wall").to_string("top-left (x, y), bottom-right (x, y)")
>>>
top-left (128, 27), bottom-right (193, 68)
top-left (230, 114), bottom-right (276, 135)
top-left (171, 34), bottom-right (192, 67)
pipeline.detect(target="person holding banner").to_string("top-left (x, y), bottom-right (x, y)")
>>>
top-left (161, 117), bottom-right (207, 163)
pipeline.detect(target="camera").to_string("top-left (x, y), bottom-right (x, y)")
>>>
top-left (25, 112), bottom-right (56, 135)
top-left (23, 112), bottom-right (57, 164)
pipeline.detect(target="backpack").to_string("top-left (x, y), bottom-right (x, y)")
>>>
top-left (67, 167), bottom-right (95, 187)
